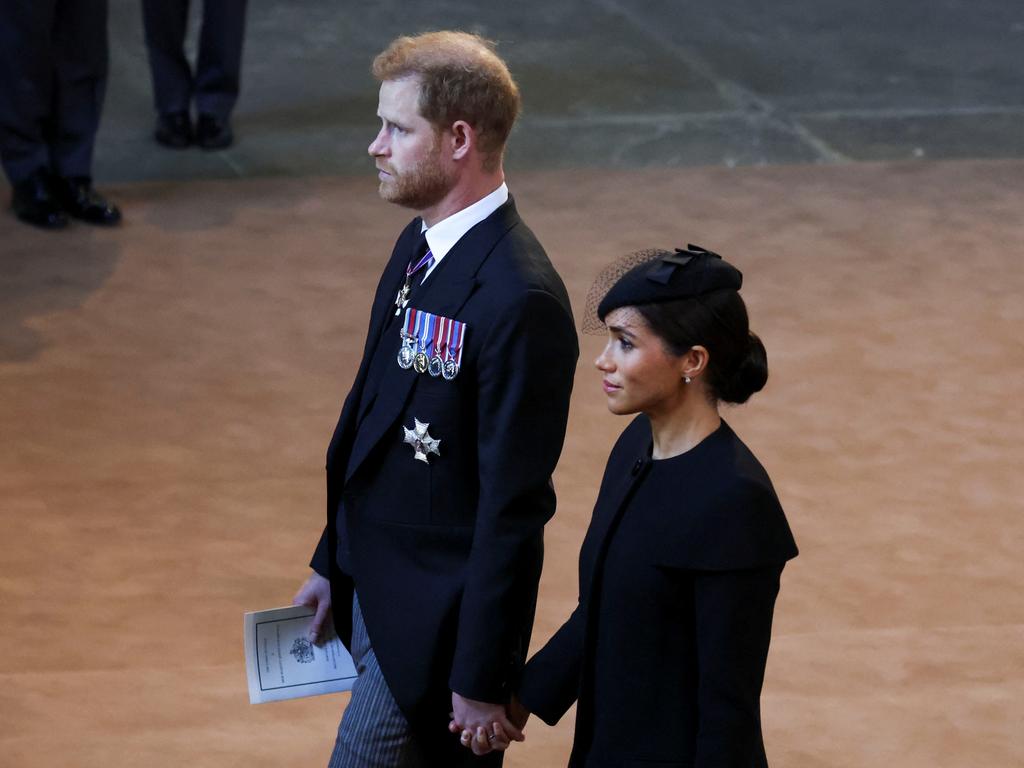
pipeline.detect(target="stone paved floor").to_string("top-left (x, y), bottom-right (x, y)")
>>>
top-left (3, 160), bottom-right (1022, 767)
top-left (95, 0), bottom-right (1024, 182)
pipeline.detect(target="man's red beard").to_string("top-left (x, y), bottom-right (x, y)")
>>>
top-left (378, 136), bottom-right (456, 211)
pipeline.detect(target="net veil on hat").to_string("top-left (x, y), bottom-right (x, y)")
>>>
top-left (582, 244), bottom-right (744, 334)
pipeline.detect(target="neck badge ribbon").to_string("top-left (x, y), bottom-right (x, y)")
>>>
top-left (394, 248), bottom-right (435, 316)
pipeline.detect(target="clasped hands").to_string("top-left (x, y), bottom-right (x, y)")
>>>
top-left (449, 692), bottom-right (529, 756)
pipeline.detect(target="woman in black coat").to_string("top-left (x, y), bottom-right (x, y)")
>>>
top-left (455, 245), bottom-right (798, 766)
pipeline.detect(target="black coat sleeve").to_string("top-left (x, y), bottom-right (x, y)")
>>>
top-left (692, 565), bottom-right (783, 768)
top-left (515, 604), bottom-right (586, 725)
top-left (448, 288), bottom-right (578, 702)
top-left (309, 527), bottom-right (330, 577)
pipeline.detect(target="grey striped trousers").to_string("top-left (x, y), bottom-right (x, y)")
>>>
top-left (328, 595), bottom-right (429, 768)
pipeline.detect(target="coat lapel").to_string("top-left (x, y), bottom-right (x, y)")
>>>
top-left (363, 225), bottom-right (423, 366)
top-left (326, 221), bottom-right (421, 477)
top-left (343, 198), bottom-right (522, 484)
top-left (410, 197), bottom-right (520, 313)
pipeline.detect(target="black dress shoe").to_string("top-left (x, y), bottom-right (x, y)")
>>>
top-left (51, 176), bottom-right (122, 226)
top-left (154, 111), bottom-right (193, 149)
top-left (196, 113), bottom-right (233, 150)
top-left (10, 170), bottom-right (68, 230)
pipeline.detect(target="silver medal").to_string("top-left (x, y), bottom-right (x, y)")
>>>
top-left (397, 342), bottom-right (415, 369)
top-left (402, 418), bottom-right (441, 463)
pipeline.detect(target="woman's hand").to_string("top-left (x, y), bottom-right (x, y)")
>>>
top-left (458, 722), bottom-right (513, 755)
top-left (449, 696), bottom-right (530, 755)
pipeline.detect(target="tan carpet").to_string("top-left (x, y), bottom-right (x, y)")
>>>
top-left (1, 159), bottom-right (1022, 767)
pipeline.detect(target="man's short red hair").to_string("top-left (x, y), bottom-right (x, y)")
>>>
top-left (373, 31), bottom-right (521, 171)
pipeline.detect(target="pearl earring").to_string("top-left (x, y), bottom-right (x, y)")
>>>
top-left (684, 376), bottom-right (691, 384)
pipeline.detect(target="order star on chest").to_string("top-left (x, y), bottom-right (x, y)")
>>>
top-left (403, 418), bottom-right (441, 463)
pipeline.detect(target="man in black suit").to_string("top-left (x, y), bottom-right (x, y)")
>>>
top-left (292, 31), bottom-right (578, 768)
top-left (0, 0), bottom-right (121, 229)
top-left (141, 0), bottom-right (247, 149)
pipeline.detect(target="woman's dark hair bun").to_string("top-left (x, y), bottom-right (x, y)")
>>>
top-left (717, 331), bottom-right (768, 404)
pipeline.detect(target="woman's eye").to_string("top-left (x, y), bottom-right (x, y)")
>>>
top-left (619, 338), bottom-right (633, 351)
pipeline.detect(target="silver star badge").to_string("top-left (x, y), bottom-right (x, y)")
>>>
top-left (394, 283), bottom-right (411, 316)
top-left (403, 418), bottom-right (441, 463)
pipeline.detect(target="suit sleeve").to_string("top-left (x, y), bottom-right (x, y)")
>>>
top-left (692, 565), bottom-right (783, 768)
top-left (448, 288), bottom-right (578, 702)
top-left (309, 527), bottom-right (330, 577)
top-left (515, 604), bottom-right (585, 725)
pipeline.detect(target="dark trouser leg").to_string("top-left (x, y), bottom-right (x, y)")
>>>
top-left (49, 0), bottom-right (108, 180)
top-left (0, 0), bottom-right (57, 184)
top-left (194, 0), bottom-right (247, 120)
top-left (141, 0), bottom-right (193, 116)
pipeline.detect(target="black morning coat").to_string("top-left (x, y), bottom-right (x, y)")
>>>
top-left (310, 198), bottom-right (579, 756)
top-left (517, 416), bottom-right (799, 768)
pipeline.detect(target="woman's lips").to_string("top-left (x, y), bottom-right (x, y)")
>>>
top-left (602, 379), bottom-right (620, 394)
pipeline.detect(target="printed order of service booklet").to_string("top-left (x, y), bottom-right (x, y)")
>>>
top-left (244, 605), bottom-right (357, 704)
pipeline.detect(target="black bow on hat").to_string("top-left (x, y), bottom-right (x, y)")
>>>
top-left (597, 244), bottom-right (742, 321)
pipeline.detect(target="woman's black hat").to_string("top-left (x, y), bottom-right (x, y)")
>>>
top-left (595, 245), bottom-right (743, 324)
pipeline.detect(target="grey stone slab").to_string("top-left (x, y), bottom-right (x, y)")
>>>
top-left (508, 113), bottom-right (823, 170)
top-left (206, 125), bottom-right (376, 179)
top-left (799, 110), bottom-right (1024, 162)
top-left (329, 0), bottom-right (732, 115)
top-left (93, 138), bottom-right (242, 184)
top-left (615, 0), bottom-right (1024, 113)
top-left (104, 1), bottom-right (163, 135)
top-left (80, 0), bottom-right (1024, 184)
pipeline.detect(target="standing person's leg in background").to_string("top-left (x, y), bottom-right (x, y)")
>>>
top-left (141, 0), bottom-right (194, 148)
top-left (48, 0), bottom-right (121, 226)
top-left (194, 0), bottom-right (247, 149)
top-left (0, 0), bottom-right (67, 229)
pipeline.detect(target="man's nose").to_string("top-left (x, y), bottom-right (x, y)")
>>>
top-left (368, 129), bottom-right (386, 157)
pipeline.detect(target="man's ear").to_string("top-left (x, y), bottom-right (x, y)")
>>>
top-left (449, 120), bottom-right (474, 161)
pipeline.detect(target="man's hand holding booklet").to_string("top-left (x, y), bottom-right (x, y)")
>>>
top-left (243, 605), bottom-right (356, 704)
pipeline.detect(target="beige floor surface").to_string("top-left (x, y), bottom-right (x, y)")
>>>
top-left (1, 160), bottom-right (1022, 767)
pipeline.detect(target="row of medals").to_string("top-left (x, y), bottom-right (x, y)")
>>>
top-left (397, 333), bottom-right (459, 380)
